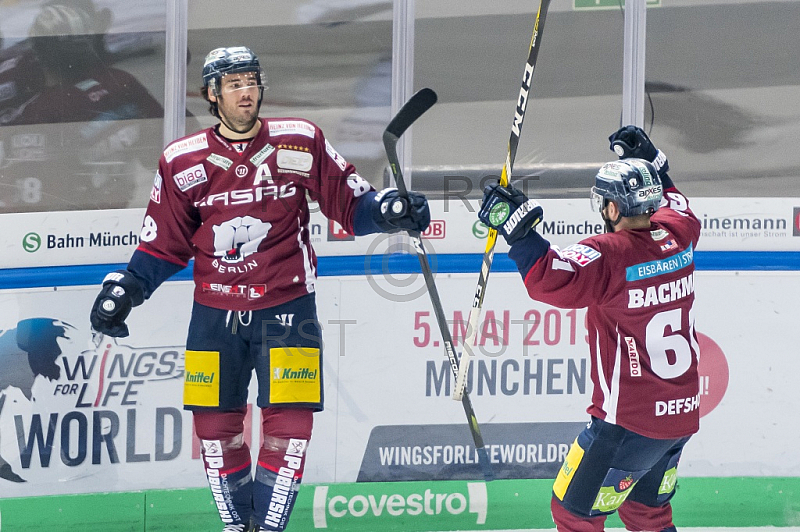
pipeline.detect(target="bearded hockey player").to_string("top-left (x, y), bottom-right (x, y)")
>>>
top-left (90, 46), bottom-right (430, 531)
top-left (478, 125), bottom-right (701, 532)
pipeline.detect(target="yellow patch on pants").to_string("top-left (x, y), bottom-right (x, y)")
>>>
top-left (553, 438), bottom-right (584, 500)
top-left (269, 347), bottom-right (321, 404)
top-left (183, 350), bottom-right (220, 407)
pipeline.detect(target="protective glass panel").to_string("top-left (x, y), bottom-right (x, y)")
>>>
top-left (644, 0), bottom-right (800, 198)
top-left (0, 0), bottom-right (167, 212)
top-left (186, 1), bottom-right (394, 188)
top-left (412, 1), bottom-right (624, 199)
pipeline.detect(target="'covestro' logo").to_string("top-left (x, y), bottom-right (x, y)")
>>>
top-left (312, 483), bottom-right (487, 528)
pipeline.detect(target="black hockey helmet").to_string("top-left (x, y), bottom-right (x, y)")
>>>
top-left (201, 46), bottom-right (266, 96)
top-left (590, 158), bottom-right (663, 217)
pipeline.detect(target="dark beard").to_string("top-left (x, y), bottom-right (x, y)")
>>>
top-left (601, 211), bottom-right (620, 233)
top-left (220, 113), bottom-right (258, 135)
top-left (218, 93), bottom-right (260, 134)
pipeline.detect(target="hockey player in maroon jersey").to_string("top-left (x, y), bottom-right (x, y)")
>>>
top-left (89, 46), bottom-right (430, 532)
top-left (478, 126), bottom-right (701, 532)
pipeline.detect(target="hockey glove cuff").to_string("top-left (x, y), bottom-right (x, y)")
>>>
top-left (90, 270), bottom-right (145, 338)
top-left (508, 230), bottom-right (550, 279)
top-left (479, 183), bottom-right (543, 245)
top-left (372, 187), bottom-right (431, 233)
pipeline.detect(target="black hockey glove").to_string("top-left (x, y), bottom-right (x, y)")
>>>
top-left (608, 125), bottom-right (669, 178)
top-left (373, 187), bottom-right (431, 233)
top-left (90, 270), bottom-right (145, 338)
top-left (479, 183), bottom-right (543, 245)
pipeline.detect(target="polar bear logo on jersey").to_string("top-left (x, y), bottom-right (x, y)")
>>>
top-left (213, 216), bottom-right (271, 263)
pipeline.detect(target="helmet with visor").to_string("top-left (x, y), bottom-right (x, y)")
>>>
top-left (202, 46), bottom-right (266, 96)
top-left (590, 158), bottom-right (663, 218)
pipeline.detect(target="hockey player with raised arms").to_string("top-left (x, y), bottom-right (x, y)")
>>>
top-left (89, 46), bottom-right (430, 532)
top-left (478, 126), bottom-right (701, 532)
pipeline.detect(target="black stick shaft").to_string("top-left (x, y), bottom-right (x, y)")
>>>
top-left (383, 88), bottom-right (493, 481)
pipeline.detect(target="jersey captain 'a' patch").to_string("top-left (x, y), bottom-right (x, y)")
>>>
top-left (560, 244), bottom-right (601, 267)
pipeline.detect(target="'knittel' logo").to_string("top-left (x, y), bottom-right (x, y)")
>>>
top-left (185, 371), bottom-right (215, 384)
top-left (272, 367), bottom-right (317, 380)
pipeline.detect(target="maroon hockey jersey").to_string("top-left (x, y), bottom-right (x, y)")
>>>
top-left (524, 188), bottom-right (702, 438)
top-left (137, 118), bottom-right (372, 310)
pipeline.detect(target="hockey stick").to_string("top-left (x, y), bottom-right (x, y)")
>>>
top-left (453, 0), bottom-right (551, 401)
top-left (383, 88), bottom-right (493, 481)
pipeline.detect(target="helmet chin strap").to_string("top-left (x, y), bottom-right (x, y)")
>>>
top-left (601, 207), bottom-right (622, 233)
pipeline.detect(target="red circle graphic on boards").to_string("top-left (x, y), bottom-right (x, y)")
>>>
top-left (696, 332), bottom-right (729, 417)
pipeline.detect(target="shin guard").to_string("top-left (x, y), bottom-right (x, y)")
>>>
top-left (194, 409), bottom-right (253, 526)
top-left (253, 408), bottom-right (313, 531)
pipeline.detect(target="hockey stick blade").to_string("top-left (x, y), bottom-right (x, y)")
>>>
top-left (384, 87), bottom-right (438, 140)
top-left (383, 88), bottom-right (437, 197)
top-left (383, 88), bottom-right (494, 481)
top-left (453, 0), bottom-right (551, 401)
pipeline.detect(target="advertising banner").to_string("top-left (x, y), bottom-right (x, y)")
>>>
top-left (2, 197), bottom-right (799, 268)
top-left (0, 270), bottom-right (797, 497)
top-left (0, 284), bottom-right (202, 496)
top-left (305, 481), bottom-right (497, 531)
top-left (356, 422), bottom-right (587, 482)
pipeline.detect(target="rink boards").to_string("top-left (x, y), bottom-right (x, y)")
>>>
top-left (0, 198), bottom-right (798, 528)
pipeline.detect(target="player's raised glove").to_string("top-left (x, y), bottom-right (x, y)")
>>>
top-left (90, 270), bottom-right (145, 338)
top-left (608, 125), bottom-right (669, 178)
top-left (479, 183), bottom-right (543, 245)
top-left (372, 187), bottom-right (431, 233)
